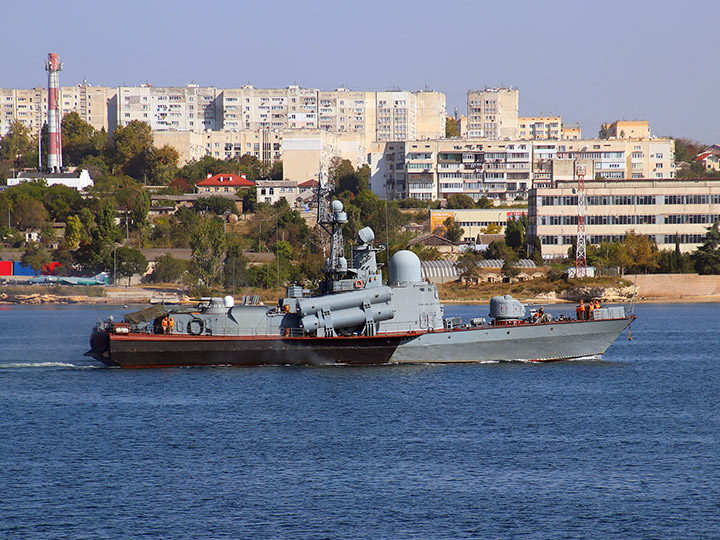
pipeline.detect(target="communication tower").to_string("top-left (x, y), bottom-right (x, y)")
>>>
top-left (575, 164), bottom-right (587, 277)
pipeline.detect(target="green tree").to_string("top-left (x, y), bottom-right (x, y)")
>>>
top-left (505, 217), bottom-right (526, 255)
top-left (190, 219), bottom-right (227, 287)
top-left (485, 239), bottom-right (516, 261)
top-left (21, 242), bottom-right (51, 274)
top-left (149, 253), bottom-right (187, 283)
top-left (109, 120), bottom-right (153, 179)
top-left (443, 216), bottom-right (464, 243)
top-left (194, 195), bottom-right (238, 216)
top-left (456, 249), bottom-right (484, 286)
top-left (0, 121), bottom-right (36, 164)
top-left (477, 196), bottom-right (494, 209)
top-left (64, 215), bottom-right (82, 249)
top-left (445, 117), bottom-right (459, 137)
top-left (62, 112), bottom-right (97, 166)
top-left (446, 193), bottom-right (475, 209)
top-left (146, 144), bottom-right (180, 185)
top-left (623, 230), bottom-right (659, 273)
top-left (115, 247), bottom-right (148, 286)
top-left (12, 198), bottom-right (48, 230)
top-left (692, 222), bottom-right (720, 274)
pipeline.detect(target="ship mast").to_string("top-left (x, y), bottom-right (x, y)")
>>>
top-left (316, 172), bottom-right (348, 291)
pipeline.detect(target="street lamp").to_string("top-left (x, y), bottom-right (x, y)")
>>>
top-left (113, 245), bottom-right (118, 288)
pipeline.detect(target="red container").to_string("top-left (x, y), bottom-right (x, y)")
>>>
top-left (0, 261), bottom-right (13, 276)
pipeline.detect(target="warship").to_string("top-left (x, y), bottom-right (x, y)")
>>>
top-left (87, 184), bottom-right (634, 368)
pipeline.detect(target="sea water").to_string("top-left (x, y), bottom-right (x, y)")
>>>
top-left (0, 303), bottom-right (718, 539)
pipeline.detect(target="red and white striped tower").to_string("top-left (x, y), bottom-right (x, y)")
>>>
top-left (45, 52), bottom-right (63, 172)
top-left (575, 164), bottom-right (588, 277)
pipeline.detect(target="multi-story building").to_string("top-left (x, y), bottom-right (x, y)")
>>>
top-left (60, 84), bottom-right (113, 131)
top-left (109, 84), bottom-right (220, 133)
top-left (371, 137), bottom-right (676, 202)
top-left (153, 129), bottom-right (283, 164)
top-left (561, 123), bottom-right (582, 140)
top-left (1, 84), bottom-right (113, 136)
top-left (602, 120), bottom-right (650, 139)
top-left (529, 179), bottom-right (720, 258)
top-left (466, 88), bottom-right (519, 139)
top-left (518, 116), bottom-right (562, 140)
top-left (0, 88), bottom-right (46, 135)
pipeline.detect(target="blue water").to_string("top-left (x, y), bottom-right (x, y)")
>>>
top-left (0, 302), bottom-right (719, 539)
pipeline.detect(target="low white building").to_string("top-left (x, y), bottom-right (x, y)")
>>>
top-left (7, 169), bottom-right (94, 191)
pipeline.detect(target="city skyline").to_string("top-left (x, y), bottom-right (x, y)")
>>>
top-left (1, 0), bottom-right (718, 143)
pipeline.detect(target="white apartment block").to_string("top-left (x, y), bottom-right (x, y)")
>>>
top-left (109, 85), bottom-right (220, 133)
top-left (371, 137), bottom-right (675, 202)
top-left (530, 180), bottom-right (720, 257)
top-left (467, 88), bottom-right (519, 140)
top-left (1, 85), bottom-right (112, 136)
top-left (2, 84), bottom-right (446, 149)
top-left (0, 88), bottom-right (46, 135)
top-left (153, 130), bottom-right (282, 165)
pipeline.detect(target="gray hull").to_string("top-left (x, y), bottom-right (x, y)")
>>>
top-left (392, 317), bottom-right (634, 363)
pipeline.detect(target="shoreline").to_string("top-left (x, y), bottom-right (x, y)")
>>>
top-left (2, 289), bottom-right (720, 306)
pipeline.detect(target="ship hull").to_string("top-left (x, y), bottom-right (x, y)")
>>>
top-left (88, 317), bottom-right (634, 368)
top-left (392, 317), bottom-right (634, 363)
top-left (90, 333), bottom-right (407, 368)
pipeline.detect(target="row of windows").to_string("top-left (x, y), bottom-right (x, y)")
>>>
top-left (540, 233), bottom-right (708, 246)
top-left (540, 194), bottom-right (720, 206)
top-left (539, 215), bottom-right (657, 226)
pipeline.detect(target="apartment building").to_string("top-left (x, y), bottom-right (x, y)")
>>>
top-left (529, 179), bottom-right (720, 258)
top-left (602, 120), bottom-right (650, 139)
top-left (109, 85), bottom-right (220, 133)
top-left (371, 137), bottom-right (675, 202)
top-left (0, 88), bottom-right (46, 135)
top-left (466, 88), bottom-right (519, 139)
top-left (561, 123), bottom-right (582, 140)
top-left (518, 116), bottom-right (562, 140)
top-left (153, 129), bottom-right (283, 165)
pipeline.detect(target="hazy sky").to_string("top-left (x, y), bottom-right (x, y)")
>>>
top-left (3, 0), bottom-right (718, 143)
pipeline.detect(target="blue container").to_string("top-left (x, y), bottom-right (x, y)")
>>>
top-left (13, 262), bottom-right (36, 276)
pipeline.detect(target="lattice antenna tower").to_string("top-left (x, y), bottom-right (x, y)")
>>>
top-left (575, 164), bottom-right (587, 277)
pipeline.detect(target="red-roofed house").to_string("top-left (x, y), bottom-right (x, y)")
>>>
top-left (695, 152), bottom-right (720, 172)
top-left (195, 173), bottom-right (255, 194)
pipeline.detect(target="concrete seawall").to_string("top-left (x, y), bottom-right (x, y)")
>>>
top-left (626, 274), bottom-right (720, 301)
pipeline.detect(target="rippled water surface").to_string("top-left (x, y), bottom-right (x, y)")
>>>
top-left (1, 302), bottom-right (719, 539)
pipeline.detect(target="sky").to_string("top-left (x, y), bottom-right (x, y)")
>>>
top-left (2, 0), bottom-right (718, 143)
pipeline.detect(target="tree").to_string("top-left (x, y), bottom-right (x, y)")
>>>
top-left (149, 253), bottom-right (187, 283)
top-left (21, 242), bottom-right (51, 274)
top-left (485, 239), bottom-right (516, 261)
top-left (62, 112), bottom-right (97, 166)
top-left (622, 231), bottom-right (658, 273)
top-left (12, 198), bottom-right (48, 230)
top-left (194, 195), bottom-right (238, 216)
top-left (446, 193), bottom-right (475, 209)
top-left (445, 117), bottom-right (459, 138)
top-left (0, 121), bottom-right (36, 164)
top-left (64, 215), bottom-right (82, 249)
top-left (505, 217), bottom-right (526, 255)
top-left (692, 222), bottom-right (720, 274)
top-left (477, 196), bottom-right (494, 209)
top-left (456, 249), bottom-right (484, 286)
top-left (443, 216), bottom-right (464, 243)
top-left (190, 219), bottom-right (226, 287)
top-left (115, 247), bottom-right (148, 286)
top-left (109, 120), bottom-right (153, 179)
top-left (146, 144), bottom-right (180, 185)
